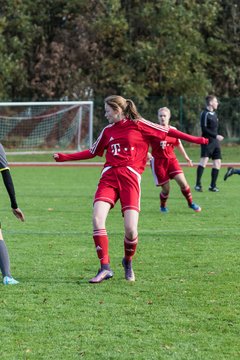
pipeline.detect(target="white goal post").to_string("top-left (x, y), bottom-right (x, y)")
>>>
top-left (0, 101), bottom-right (93, 153)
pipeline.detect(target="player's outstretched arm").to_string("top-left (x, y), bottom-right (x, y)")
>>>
top-left (53, 149), bottom-right (95, 162)
top-left (1, 169), bottom-right (25, 222)
top-left (168, 128), bottom-right (209, 145)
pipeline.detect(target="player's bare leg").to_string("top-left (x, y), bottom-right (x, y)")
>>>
top-left (174, 174), bottom-right (201, 212)
top-left (122, 210), bottom-right (139, 281)
top-left (160, 182), bottom-right (170, 213)
top-left (89, 201), bottom-right (113, 283)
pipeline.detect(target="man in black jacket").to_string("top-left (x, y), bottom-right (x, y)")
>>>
top-left (195, 95), bottom-right (224, 192)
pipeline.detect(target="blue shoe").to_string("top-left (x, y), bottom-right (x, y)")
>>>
top-left (160, 206), bottom-right (169, 213)
top-left (3, 276), bottom-right (19, 285)
top-left (189, 203), bottom-right (201, 212)
top-left (122, 258), bottom-right (135, 282)
top-left (224, 167), bottom-right (234, 181)
top-left (89, 268), bottom-right (113, 283)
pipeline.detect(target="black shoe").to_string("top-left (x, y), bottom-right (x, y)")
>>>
top-left (224, 167), bottom-right (234, 181)
top-left (208, 186), bottom-right (219, 192)
top-left (194, 185), bottom-right (203, 192)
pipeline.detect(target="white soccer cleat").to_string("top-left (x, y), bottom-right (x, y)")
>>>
top-left (3, 276), bottom-right (19, 285)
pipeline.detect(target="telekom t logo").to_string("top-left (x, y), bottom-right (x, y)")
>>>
top-left (111, 143), bottom-right (121, 155)
top-left (160, 141), bottom-right (167, 149)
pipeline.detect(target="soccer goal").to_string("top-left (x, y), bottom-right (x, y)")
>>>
top-left (0, 101), bottom-right (93, 153)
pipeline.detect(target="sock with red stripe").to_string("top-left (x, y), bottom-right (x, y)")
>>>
top-left (124, 235), bottom-right (138, 261)
top-left (93, 229), bottom-right (110, 269)
top-left (181, 186), bottom-right (193, 206)
top-left (160, 191), bottom-right (169, 208)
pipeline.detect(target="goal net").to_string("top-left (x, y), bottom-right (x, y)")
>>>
top-left (0, 101), bottom-right (93, 153)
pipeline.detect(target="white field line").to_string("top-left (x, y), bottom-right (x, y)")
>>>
top-left (8, 162), bottom-right (240, 167)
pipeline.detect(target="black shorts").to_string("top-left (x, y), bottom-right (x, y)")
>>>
top-left (200, 139), bottom-right (222, 160)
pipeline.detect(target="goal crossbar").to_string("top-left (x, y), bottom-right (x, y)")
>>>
top-left (0, 101), bottom-right (94, 152)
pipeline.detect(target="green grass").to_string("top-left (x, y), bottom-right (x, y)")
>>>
top-left (0, 148), bottom-right (240, 359)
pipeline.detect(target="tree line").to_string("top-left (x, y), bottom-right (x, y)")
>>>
top-left (0, 0), bottom-right (239, 137)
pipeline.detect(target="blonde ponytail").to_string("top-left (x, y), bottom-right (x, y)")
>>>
top-left (104, 95), bottom-right (140, 121)
top-left (125, 99), bottom-right (140, 120)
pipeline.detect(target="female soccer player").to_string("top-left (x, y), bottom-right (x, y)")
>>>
top-left (54, 95), bottom-right (208, 283)
top-left (148, 107), bottom-right (201, 213)
top-left (0, 144), bottom-right (25, 285)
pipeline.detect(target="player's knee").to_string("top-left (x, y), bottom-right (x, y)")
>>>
top-left (125, 227), bottom-right (138, 240)
top-left (180, 184), bottom-right (189, 191)
top-left (213, 159), bottom-right (221, 169)
top-left (92, 214), bottom-right (105, 229)
top-left (199, 159), bottom-right (208, 167)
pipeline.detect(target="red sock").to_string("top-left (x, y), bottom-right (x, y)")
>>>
top-left (160, 192), bottom-right (168, 208)
top-left (93, 229), bottom-right (109, 265)
top-left (181, 186), bottom-right (192, 206)
top-left (124, 235), bottom-right (138, 261)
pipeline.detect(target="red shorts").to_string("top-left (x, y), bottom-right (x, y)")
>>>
top-left (94, 166), bottom-right (141, 213)
top-left (150, 157), bottom-right (183, 186)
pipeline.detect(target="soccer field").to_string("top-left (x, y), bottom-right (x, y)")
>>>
top-left (1, 160), bottom-right (240, 359)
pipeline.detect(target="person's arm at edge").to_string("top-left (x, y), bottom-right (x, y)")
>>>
top-left (1, 169), bottom-right (25, 221)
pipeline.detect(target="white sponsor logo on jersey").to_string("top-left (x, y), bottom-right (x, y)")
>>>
top-left (111, 143), bottom-right (121, 155)
top-left (160, 140), bottom-right (167, 149)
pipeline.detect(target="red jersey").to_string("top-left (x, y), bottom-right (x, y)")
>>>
top-left (55, 120), bottom-right (208, 172)
top-left (150, 127), bottom-right (180, 160)
top-left (89, 118), bottom-right (168, 174)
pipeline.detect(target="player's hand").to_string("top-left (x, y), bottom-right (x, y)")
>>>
top-left (53, 153), bottom-right (65, 162)
top-left (147, 152), bottom-right (153, 161)
top-left (53, 153), bottom-right (68, 162)
top-left (203, 138), bottom-right (209, 144)
top-left (217, 135), bottom-right (224, 141)
top-left (187, 159), bottom-right (193, 167)
top-left (53, 153), bottom-right (60, 161)
top-left (12, 208), bottom-right (25, 222)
